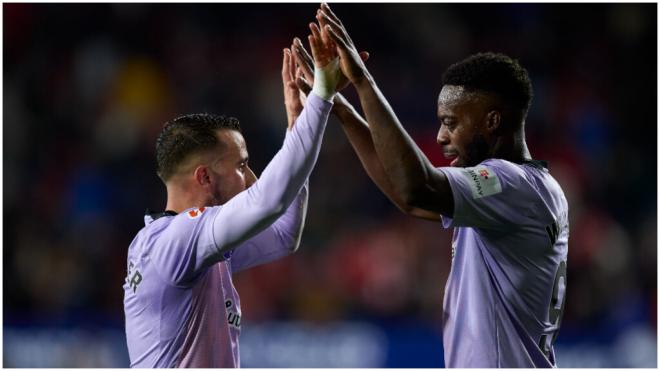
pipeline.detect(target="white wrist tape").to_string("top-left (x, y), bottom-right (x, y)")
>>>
top-left (312, 57), bottom-right (340, 101)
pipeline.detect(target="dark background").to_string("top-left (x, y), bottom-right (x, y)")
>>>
top-left (3, 3), bottom-right (657, 367)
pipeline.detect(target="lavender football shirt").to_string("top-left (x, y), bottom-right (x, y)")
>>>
top-left (439, 158), bottom-right (569, 368)
top-left (123, 93), bottom-right (332, 368)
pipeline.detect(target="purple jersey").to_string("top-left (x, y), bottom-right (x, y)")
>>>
top-left (439, 158), bottom-right (569, 368)
top-left (123, 93), bottom-right (332, 368)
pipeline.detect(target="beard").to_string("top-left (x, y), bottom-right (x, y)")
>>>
top-left (461, 133), bottom-right (490, 167)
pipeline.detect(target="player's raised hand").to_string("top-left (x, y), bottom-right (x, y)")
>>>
top-left (292, 37), bottom-right (316, 87)
top-left (317, 3), bottom-right (369, 86)
top-left (307, 21), bottom-right (343, 100)
top-left (293, 36), bottom-right (369, 93)
top-left (282, 46), bottom-right (304, 130)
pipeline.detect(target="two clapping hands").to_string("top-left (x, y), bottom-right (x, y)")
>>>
top-left (282, 3), bottom-right (369, 129)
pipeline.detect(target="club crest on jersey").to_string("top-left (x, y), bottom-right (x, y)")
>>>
top-left (187, 207), bottom-right (206, 219)
top-left (462, 165), bottom-right (502, 199)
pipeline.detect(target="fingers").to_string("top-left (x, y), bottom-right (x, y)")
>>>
top-left (319, 4), bottom-right (353, 44)
top-left (318, 10), bottom-right (351, 46)
top-left (294, 38), bottom-right (314, 65)
top-left (324, 23), bottom-right (349, 51)
top-left (282, 48), bottom-right (292, 82)
top-left (320, 3), bottom-right (341, 26)
top-left (308, 33), bottom-right (321, 66)
top-left (293, 38), bottom-right (314, 82)
top-left (359, 51), bottom-right (370, 62)
top-left (309, 22), bottom-right (322, 46)
top-left (315, 10), bottom-right (333, 48)
top-left (308, 23), bottom-right (332, 67)
top-left (308, 22), bottom-right (325, 64)
top-left (310, 21), bottom-right (336, 61)
top-left (318, 11), bottom-right (341, 32)
top-left (316, 8), bottom-right (350, 47)
top-left (294, 38), bottom-right (314, 68)
top-left (288, 43), bottom-right (296, 82)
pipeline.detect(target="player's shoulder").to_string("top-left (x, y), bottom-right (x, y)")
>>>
top-left (128, 214), bottom-right (174, 255)
top-left (160, 206), bottom-right (221, 235)
top-left (177, 205), bottom-right (223, 225)
top-left (482, 158), bottom-right (567, 206)
top-left (474, 158), bottom-right (527, 187)
top-left (475, 158), bottom-right (554, 200)
top-left (480, 158), bottom-right (527, 176)
top-left (133, 206), bottom-right (219, 249)
top-left (480, 158), bottom-right (552, 184)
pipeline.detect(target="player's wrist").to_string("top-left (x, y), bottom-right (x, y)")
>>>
top-left (332, 96), bottom-right (354, 118)
top-left (352, 70), bottom-right (372, 90)
top-left (312, 57), bottom-right (340, 100)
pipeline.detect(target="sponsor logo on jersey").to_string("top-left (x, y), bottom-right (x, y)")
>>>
top-left (462, 165), bottom-right (502, 199)
top-left (187, 207), bottom-right (206, 219)
top-left (225, 299), bottom-right (241, 329)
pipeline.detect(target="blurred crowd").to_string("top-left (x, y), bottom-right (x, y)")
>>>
top-left (3, 3), bottom-right (656, 366)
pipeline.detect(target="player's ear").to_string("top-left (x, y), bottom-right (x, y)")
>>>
top-left (486, 110), bottom-right (502, 134)
top-left (193, 165), bottom-right (211, 186)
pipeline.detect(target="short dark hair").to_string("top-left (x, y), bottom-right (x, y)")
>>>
top-left (442, 52), bottom-right (533, 117)
top-left (156, 113), bottom-right (241, 182)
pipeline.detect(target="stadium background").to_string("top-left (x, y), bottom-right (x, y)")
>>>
top-left (3, 3), bottom-right (657, 367)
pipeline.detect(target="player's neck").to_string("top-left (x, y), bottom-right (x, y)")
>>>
top-left (165, 185), bottom-right (209, 214)
top-left (491, 130), bottom-right (532, 163)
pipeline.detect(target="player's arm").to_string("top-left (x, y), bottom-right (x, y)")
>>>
top-left (228, 181), bottom-right (308, 274)
top-left (227, 49), bottom-right (312, 273)
top-left (334, 105), bottom-right (442, 221)
top-left (153, 41), bottom-right (324, 287)
top-left (153, 31), bottom-right (342, 287)
top-left (210, 31), bottom-right (341, 256)
top-left (292, 38), bottom-right (440, 221)
top-left (319, 4), bottom-right (453, 217)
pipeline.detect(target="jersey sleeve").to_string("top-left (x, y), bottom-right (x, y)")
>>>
top-left (229, 182), bottom-right (308, 274)
top-left (150, 206), bottom-right (225, 286)
top-left (153, 93), bottom-right (331, 286)
top-left (209, 93), bottom-right (329, 251)
top-left (438, 159), bottom-right (538, 230)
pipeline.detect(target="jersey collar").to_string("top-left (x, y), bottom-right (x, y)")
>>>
top-left (521, 159), bottom-right (549, 170)
top-left (144, 209), bottom-right (178, 225)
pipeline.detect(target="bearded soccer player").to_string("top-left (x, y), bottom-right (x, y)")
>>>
top-left (122, 32), bottom-right (343, 367)
top-left (293, 4), bottom-right (569, 367)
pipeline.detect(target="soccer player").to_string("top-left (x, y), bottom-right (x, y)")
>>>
top-left (122, 32), bottom-right (343, 367)
top-left (295, 4), bottom-right (569, 367)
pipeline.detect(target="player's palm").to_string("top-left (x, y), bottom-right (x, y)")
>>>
top-left (308, 22), bottom-right (336, 68)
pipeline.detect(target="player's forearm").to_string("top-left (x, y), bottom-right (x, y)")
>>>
top-left (228, 183), bottom-right (308, 273)
top-left (250, 93), bottom-right (331, 214)
top-left (212, 94), bottom-right (331, 253)
top-left (335, 105), bottom-right (441, 221)
top-left (271, 181), bottom-right (308, 253)
top-left (335, 102), bottom-right (415, 210)
top-left (352, 73), bottom-right (436, 207)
